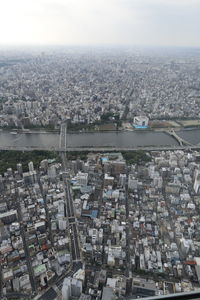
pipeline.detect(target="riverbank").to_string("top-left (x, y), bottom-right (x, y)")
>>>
top-left (1, 118), bottom-right (200, 135)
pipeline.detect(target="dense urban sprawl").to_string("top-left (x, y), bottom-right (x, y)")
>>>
top-left (0, 48), bottom-right (200, 129)
top-left (1, 150), bottom-right (200, 299)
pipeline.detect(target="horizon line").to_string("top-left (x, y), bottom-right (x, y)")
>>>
top-left (0, 43), bottom-right (200, 50)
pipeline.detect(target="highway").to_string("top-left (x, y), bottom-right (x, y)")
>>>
top-left (37, 175), bottom-right (54, 246)
top-left (63, 172), bottom-right (74, 218)
top-left (16, 188), bottom-right (36, 293)
top-left (125, 170), bottom-right (131, 278)
top-left (61, 152), bottom-right (81, 263)
top-left (34, 124), bottom-right (82, 299)
top-left (60, 122), bottom-right (81, 263)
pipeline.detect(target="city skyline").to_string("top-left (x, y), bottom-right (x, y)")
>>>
top-left (1, 1), bottom-right (200, 297)
top-left (1, 0), bottom-right (200, 47)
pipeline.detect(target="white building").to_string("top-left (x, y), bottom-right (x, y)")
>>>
top-left (62, 277), bottom-right (82, 300)
top-left (153, 175), bottom-right (163, 189)
top-left (194, 171), bottom-right (200, 194)
top-left (58, 217), bottom-right (67, 231)
top-left (107, 254), bottom-right (115, 266)
top-left (119, 174), bottom-right (126, 188)
top-left (88, 228), bottom-right (98, 244)
top-left (104, 173), bottom-right (114, 187)
top-left (76, 172), bottom-right (88, 186)
top-left (28, 161), bottom-right (34, 172)
top-left (48, 165), bottom-right (57, 179)
top-left (133, 116), bottom-right (149, 127)
top-left (62, 278), bottom-right (71, 300)
top-left (128, 174), bottom-right (138, 190)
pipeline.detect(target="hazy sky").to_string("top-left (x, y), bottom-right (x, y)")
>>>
top-left (0, 0), bottom-right (200, 47)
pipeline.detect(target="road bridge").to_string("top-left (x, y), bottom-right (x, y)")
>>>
top-left (165, 129), bottom-right (194, 147)
top-left (0, 145), bottom-right (200, 152)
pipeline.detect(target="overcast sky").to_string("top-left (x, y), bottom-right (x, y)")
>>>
top-left (0, 0), bottom-right (200, 47)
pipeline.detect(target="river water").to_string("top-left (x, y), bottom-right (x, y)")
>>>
top-left (0, 129), bottom-right (199, 149)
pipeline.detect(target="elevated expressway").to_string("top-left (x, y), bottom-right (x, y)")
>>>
top-left (59, 123), bottom-right (82, 264)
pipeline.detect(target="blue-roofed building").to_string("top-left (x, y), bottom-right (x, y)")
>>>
top-left (101, 157), bottom-right (109, 164)
top-left (82, 210), bottom-right (98, 219)
top-left (133, 124), bottom-right (148, 129)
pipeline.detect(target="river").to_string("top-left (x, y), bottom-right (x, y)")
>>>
top-left (0, 129), bottom-right (199, 150)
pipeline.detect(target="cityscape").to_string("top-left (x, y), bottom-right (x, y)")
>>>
top-left (1, 0), bottom-right (200, 299)
top-left (2, 145), bottom-right (200, 299)
top-left (0, 47), bottom-right (200, 130)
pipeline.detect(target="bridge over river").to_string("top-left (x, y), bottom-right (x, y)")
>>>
top-left (165, 129), bottom-right (195, 146)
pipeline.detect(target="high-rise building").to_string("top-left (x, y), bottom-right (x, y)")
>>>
top-left (40, 160), bottom-right (48, 172)
top-left (28, 161), bottom-right (34, 172)
top-left (128, 174), bottom-right (138, 190)
top-left (76, 172), bottom-right (88, 186)
top-left (7, 168), bottom-right (13, 176)
top-left (194, 171), bottom-right (200, 194)
top-left (0, 210), bottom-right (17, 224)
top-left (17, 163), bottom-right (23, 175)
top-left (0, 175), bottom-right (4, 191)
top-left (48, 165), bottom-right (57, 180)
top-left (62, 277), bottom-right (82, 300)
top-left (58, 217), bottom-right (67, 231)
top-left (104, 173), bottom-right (114, 187)
top-left (119, 174), bottom-right (126, 188)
